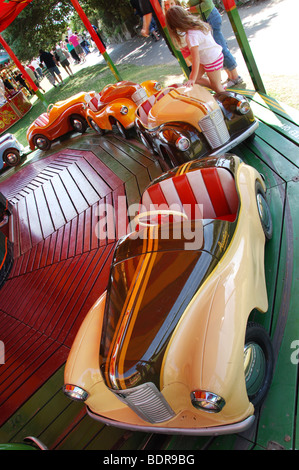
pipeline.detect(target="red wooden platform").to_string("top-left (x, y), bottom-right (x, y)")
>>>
top-left (0, 135), bottom-right (162, 427)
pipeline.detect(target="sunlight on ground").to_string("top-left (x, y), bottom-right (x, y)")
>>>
top-left (164, 74), bottom-right (185, 87)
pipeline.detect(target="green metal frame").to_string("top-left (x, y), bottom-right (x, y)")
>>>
top-left (222, 0), bottom-right (266, 93)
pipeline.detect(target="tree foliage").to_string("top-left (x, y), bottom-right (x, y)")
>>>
top-left (2, 0), bottom-right (136, 62)
top-left (3, 1), bottom-right (73, 60)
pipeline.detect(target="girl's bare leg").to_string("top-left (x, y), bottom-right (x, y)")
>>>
top-left (207, 69), bottom-right (225, 93)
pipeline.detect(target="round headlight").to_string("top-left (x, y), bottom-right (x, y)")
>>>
top-left (63, 384), bottom-right (89, 401)
top-left (236, 100), bottom-right (251, 114)
top-left (175, 136), bottom-right (190, 151)
top-left (191, 390), bottom-right (225, 413)
top-left (120, 106), bottom-right (129, 115)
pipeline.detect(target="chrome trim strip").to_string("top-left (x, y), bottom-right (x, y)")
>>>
top-left (210, 121), bottom-right (259, 156)
top-left (87, 407), bottom-right (255, 436)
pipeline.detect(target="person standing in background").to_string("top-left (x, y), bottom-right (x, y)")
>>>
top-left (68, 32), bottom-right (86, 63)
top-left (24, 65), bottom-right (45, 93)
top-left (54, 45), bottom-right (74, 77)
top-left (39, 48), bottom-right (64, 86)
top-left (65, 38), bottom-right (81, 64)
top-left (31, 58), bottom-right (44, 80)
top-left (187, 0), bottom-right (243, 87)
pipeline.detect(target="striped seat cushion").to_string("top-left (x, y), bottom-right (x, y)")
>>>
top-left (137, 94), bottom-right (156, 125)
top-left (141, 167), bottom-right (239, 222)
top-left (34, 113), bottom-right (50, 128)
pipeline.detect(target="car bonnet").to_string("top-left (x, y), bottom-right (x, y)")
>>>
top-left (99, 219), bottom-right (235, 392)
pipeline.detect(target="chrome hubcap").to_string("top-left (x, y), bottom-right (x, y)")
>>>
top-left (244, 342), bottom-right (266, 397)
top-left (36, 137), bottom-right (48, 149)
top-left (72, 119), bottom-right (83, 131)
top-left (6, 153), bottom-right (18, 164)
top-left (116, 121), bottom-right (125, 137)
top-left (91, 120), bottom-right (102, 133)
top-left (257, 193), bottom-right (271, 233)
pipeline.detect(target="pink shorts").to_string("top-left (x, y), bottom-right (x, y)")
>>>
top-left (203, 53), bottom-right (224, 72)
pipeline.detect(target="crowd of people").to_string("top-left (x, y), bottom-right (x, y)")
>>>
top-left (0, 28), bottom-right (95, 101)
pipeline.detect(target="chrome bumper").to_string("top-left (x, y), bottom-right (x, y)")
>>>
top-left (210, 120), bottom-right (259, 156)
top-left (87, 407), bottom-right (255, 436)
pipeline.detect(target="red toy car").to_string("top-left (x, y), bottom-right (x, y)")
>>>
top-left (27, 92), bottom-right (90, 151)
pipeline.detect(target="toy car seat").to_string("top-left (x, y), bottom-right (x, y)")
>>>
top-left (140, 167), bottom-right (239, 223)
top-left (84, 93), bottom-right (105, 112)
top-left (34, 113), bottom-right (50, 128)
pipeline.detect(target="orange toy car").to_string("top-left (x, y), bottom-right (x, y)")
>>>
top-left (84, 80), bottom-right (161, 139)
top-left (27, 92), bottom-right (91, 151)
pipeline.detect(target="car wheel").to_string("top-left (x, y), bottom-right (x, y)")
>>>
top-left (136, 129), bottom-right (154, 152)
top-left (244, 322), bottom-right (274, 408)
top-left (3, 148), bottom-right (21, 167)
top-left (89, 119), bottom-right (104, 136)
top-left (256, 181), bottom-right (273, 240)
top-left (70, 114), bottom-right (88, 133)
top-left (115, 120), bottom-right (130, 139)
top-left (33, 134), bottom-right (51, 151)
top-left (160, 146), bottom-right (178, 169)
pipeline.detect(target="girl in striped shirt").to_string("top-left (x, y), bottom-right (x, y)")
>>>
top-left (166, 6), bottom-right (225, 92)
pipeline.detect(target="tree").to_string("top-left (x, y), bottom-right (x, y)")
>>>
top-left (70, 0), bottom-right (137, 39)
top-left (3, 1), bottom-right (73, 61)
top-left (2, 0), bottom-right (137, 62)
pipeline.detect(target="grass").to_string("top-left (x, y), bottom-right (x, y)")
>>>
top-left (7, 63), bottom-right (185, 148)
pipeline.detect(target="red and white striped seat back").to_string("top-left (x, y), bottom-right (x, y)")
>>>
top-left (141, 167), bottom-right (239, 222)
top-left (137, 94), bottom-right (156, 125)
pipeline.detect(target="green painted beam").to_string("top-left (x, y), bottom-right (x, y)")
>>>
top-left (222, 0), bottom-right (266, 94)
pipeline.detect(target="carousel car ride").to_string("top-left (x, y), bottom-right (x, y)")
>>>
top-left (0, 133), bottom-right (24, 168)
top-left (135, 84), bottom-right (258, 167)
top-left (63, 153), bottom-right (274, 436)
top-left (84, 80), bottom-right (161, 139)
top-left (27, 92), bottom-right (90, 151)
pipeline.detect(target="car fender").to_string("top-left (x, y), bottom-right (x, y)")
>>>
top-left (155, 122), bottom-right (210, 164)
top-left (64, 291), bottom-right (124, 411)
top-left (0, 135), bottom-right (23, 157)
top-left (64, 291), bottom-right (148, 420)
top-left (106, 98), bottom-right (137, 128)
top-left (49, 102), bottom-right (86, 139)
top-left (87, 98), bottom-right (137, 131)
top-left (64, 291), bottom-right (107, 392)
top-left (162, 163), bottom-right (267, 423)
top-left (140, 80), bottom-right (161, 97)
top-left (27, 128), bottom-right (38, 150)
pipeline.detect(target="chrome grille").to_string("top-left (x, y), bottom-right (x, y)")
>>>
top-left (199, 108), bottom-right (230, 148)
top-left (113, 382), bottom-right (175, 423)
